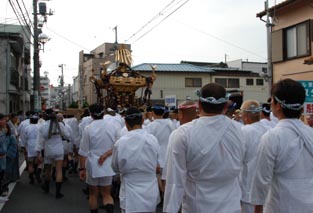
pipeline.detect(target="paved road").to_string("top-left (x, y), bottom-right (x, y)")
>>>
top-left (0, 159), bottom-right (163, 213)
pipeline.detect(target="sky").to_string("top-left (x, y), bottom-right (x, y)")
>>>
top-left (1, 0), bottom-right (284, 86)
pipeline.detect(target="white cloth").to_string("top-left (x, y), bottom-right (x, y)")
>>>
top-left (64, 117), bottom-right (80, 146)
top-left (120, 126), bottom-right (129, 137)
top-left (17, 118), bottom-right (30, 147)
top-left (240, 121), bottom-right (270, 205)
top-left (79, 119), bottom-right (120, 179)
top-left (62, 122), bottom-right (73, 154)
top-left (112, 129), bottom-right (160, 213)
top-left (36, 120), bottom-right (71, 158)
top-left (163, 115), bottom-right (245, 213)
top-left (251, 119), bottom-right (313, 213)
top-left (260, 118), bottom-right (276, 129)
top-left (103, 114), bottom-right (124, 129)
top-left (144, 119), bottom-right (176, 168)
top-left (78, 116), bottom-right (93, 147)
top-left (23, 124), bottom-right (40, 157)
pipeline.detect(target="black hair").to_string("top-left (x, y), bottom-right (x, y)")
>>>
top-left (89, 103), bottom-right (105, 120)
top-left (30, 117), bottom-right (39, 124)
top-left (151, 104), bottom-right (165, 116)
top-left (125, 107), bottom-right (142, 128)
top-left (199, 83), bottom-right (227, 114)
top-left (271, 78), bottom-right (305, 118)
top-left (261, 103), bottom-right (271, 116)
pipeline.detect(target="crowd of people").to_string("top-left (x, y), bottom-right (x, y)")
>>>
top-left (1, 78), bottom-right (313, 213)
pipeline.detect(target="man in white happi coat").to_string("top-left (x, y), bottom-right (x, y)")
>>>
top-left (163, 83), bottom-right (245, 213)
top-left (239, 100), bottom-right (270, 213)
top-left (64, 115), bottom-right (80, 173)
top-left (144, 104), bottom-right (176, 201)
top-left (251, 78), bottom-right (313, 213)
top-left (36, 108), bottom-right (71, 199)
top-left (79, 103), bottom-right (120, 213)
top-left (23, 115), bottom-right (41, 184)
top-left (112, 107), bottom-right (160, 213)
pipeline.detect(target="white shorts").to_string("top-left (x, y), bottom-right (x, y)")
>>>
top-left (86, 172), bottom-right (112, 186)
top-left (44, 154), bottom-right (64, 164)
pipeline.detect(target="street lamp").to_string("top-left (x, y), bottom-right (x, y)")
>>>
top-left (38, 33), bottom-right (50, 52)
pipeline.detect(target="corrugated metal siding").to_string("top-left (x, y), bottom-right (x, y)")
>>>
top-left (132, 63), bottom-right (214, 73)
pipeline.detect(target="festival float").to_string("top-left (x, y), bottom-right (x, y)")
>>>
top-left (89, 45), bottom-right (157, 110)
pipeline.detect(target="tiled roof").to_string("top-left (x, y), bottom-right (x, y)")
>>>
top-left (132, 63), bottom-right (215, 73)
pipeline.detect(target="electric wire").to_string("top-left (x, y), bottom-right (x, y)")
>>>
top-left (15, 0), bottom-right (34, 37)
top-left (132, 0), bottom-right (190, 44)
top-left (19, 0), bottom-right (34, 29)
top-left (125, 0), bottom-right (178, 43)
top-left (7, 0), bottom-right (32, 41)
top-left (175, 19), bottom-right (266, 60)
top-left (45, 26), bottom-right (91, 51)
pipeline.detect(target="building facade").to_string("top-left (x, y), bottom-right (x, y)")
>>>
top-left (257, 0), bottom-right (313, 82)
top-left (0, 24), bottom-right (31, 114)
top-left (132, 63), bottom-right (269, 106)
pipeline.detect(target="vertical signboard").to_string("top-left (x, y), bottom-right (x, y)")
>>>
top-left (165, 95), bottom-right (177, 109)
top-left (299, 81), bottom-right (313, 114)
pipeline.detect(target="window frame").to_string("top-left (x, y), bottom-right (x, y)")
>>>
top-left (215, 78), bottom-right (240, 88)
top-left (256, 78), bottom-right (264, 86)
top-left (185, 78), bottom-right (202, 87)
top-left (246, 78), bottom-right (254, 86)
top-left (283, 20), bottom-right (311, 60)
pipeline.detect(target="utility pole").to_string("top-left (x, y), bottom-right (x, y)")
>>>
top-left (265, 0), bottom-right (273, 96)
top-left (59, 64), bottom-right (65, 110)
top-left (33, 0), bottom-right (40, 112)
top-left (32, 0), bottom-right (53, 112)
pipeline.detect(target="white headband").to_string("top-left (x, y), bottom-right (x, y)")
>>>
top-left (195, 89), bottom-right (229, 104)
top-left (274, 96), bottom-right (303, 111)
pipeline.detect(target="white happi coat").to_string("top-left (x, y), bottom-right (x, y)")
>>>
top-left (36, 120), bottom-right (71, 158)
top-left (64, 117), bottom-right (80, 147)
top-left (78, 116), bottom-right (93, 148)
top-left (260, 118), bottom-right (276, 129)
top-left (17, 118), bottom-right (30, 147)
top-left (251, 119), bottom-right (313, 213)
top-left (62, 122), bottom-right (73, 154)
top-left (112, 129), bottom-right (160, 213)
top-left (240, 121), bottom-right (270, 204)
top-left (144, 118), bottom-right (176, 168)
top-left (163, 115), bottom-right (245, 213)
top-left (79, 119), bottom-right (120, 178)
top-left (23, 123), bottom-right (40, 158)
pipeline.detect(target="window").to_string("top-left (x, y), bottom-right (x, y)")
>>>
top-left (185, 78), bottom-right (202, 87)
top-left (246, 79), bottom-right (254, 86)
top-left (285, 21), bottom-right (310, 59)
top-left (215, 78), bottom-right (239, 88)
top-left (228, 79), bottom-right (239, 88)
top-left (256, 79), bottom-right (264, 86)
top-left (215, 78), bottom-right (227, 87)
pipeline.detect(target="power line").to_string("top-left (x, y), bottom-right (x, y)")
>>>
top-left (125, 0), bottom-right (179, 42)
top-left (45, 26), bottom-right (91, 51)
top-left (7, 0), bottom-right (32, 41)
top-left (19, 0), bottom-right (34, 29)
top-left (175, 20), bottom-right (266, 60)
top-left (132, 0), bottom-right (190, 44)
top-left (15, 0), bottom-right (34, 36)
